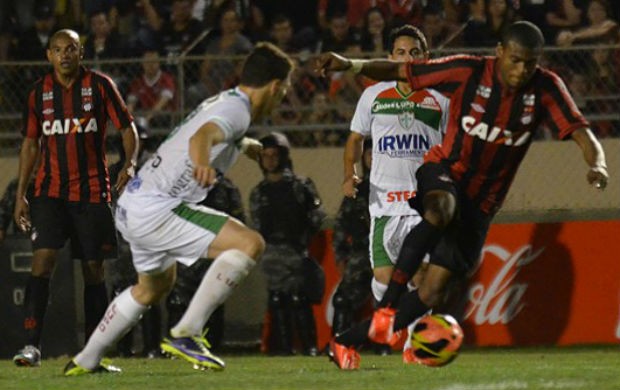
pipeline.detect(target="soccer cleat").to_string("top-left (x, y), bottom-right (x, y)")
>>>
top-left (403, 347), bottom-right (419, 364)
top-left (13, 345), bottom-right (41, 367)
top-left (368, 308), bottom-right (404, 347)
top-left (160, 335), bottom-right (225, 371)
top-left (63, 358), bottom-right (122, 376)
top-left (328, 339), bottom-right (360, 370)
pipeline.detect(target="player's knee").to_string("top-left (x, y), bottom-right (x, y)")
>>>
top-left (373, 267), bottom-right (393, 285)
top-left (423, 191), bottom-right (456, 228)
top-left (30, 250), bottom-right (57, 277)
top-left (82, 260), bottom-right (105, 284)
top-left (418, 283), bottom-right (446, 308)
top-left (237, 229), bottom-right (265, 261)
top-left (134, 279), bottom-right (174, 306)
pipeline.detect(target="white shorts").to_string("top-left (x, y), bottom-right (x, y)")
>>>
top-left (115, 199), bottom-right (229, 274)
top-left (369, 214), bottom-right (423, 269)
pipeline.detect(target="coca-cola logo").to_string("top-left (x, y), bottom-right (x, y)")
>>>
top-left (464, 244), bottom-right (545, 325)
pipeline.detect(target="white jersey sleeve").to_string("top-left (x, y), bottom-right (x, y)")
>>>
top-left (119, 88), bottom-right (252, 209)
top-left (350, 86), bottom-right (377, 137)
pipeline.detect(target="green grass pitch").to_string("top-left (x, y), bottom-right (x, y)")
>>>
top-left (1, 346), bottom-right (619, 390)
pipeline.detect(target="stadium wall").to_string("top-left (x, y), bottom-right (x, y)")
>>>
top-left (0, 138), bottom-right (618, 218)
top-left (227, 138), bottom-right (620, 220)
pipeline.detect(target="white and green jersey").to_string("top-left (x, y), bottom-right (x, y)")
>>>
top-left (119, 87), bottom-right (251, 209)
top-left (351, 81), bottom-right (449, 217)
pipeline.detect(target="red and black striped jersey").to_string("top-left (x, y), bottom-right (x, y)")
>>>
top-left (23, 66), bottom-right (133, 203)
top-left (406, 55), bottom-right (589, 214)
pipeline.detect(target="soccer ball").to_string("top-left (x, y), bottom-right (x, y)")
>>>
top-left (409, 313), bottom-right (464, 367)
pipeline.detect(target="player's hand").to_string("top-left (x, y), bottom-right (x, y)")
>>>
top-left (114, 162), bottom-right (136, 194)
top-left (240, 137), bottom-right (263, 162)
top-left (588, 166), bottom-right (608, 190)
top-left (342, 175), bottom-right (362, 198)
top-left (315, 52), bottom-right (352, 77)
top-left (194, 165), bottom-right (218, 187)
top-left (14, 196), bottom-right (31, 232)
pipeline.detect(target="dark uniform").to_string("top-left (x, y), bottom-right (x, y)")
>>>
top-left (20, 65), bottom-right (133, 350)
top-left (250, 167), bottom-right (326, 356)
top-left (331, 176), bottom-right (373, 336)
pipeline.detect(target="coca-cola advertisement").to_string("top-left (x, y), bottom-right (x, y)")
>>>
top-left (459, 220), bottom-right (620, 346)
top-left (311, 220), bottom-right (620, 348)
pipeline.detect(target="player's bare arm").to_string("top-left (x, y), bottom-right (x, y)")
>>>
top-left (14, 137), bottom-right (39, 232)
top-left (189, 122), bottom-right (225, 187)
top-left (115, 123), bottom-right (140, 193)
top-left (570, 128), bottom-right (608, 190)
top-left (342, 132), bottom-right (365, 198)
top-left (315, 52), bottom-right (408, 81)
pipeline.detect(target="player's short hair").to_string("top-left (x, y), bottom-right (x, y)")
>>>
top-left (387, 25), bottom-right (428, 54)
top-left (502, 21), bottom-right (545, 49)
top-left (240, 42), bottom-right (294, 87)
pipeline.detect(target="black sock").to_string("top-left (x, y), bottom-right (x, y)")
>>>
top-left (393, 290), bottom-right (430, 331)
top-left (379, 220), bottom-right (442, 307)
top-left (24, 276), bottom-right (50, 346)
top-left (84, 283), bottom-right (109, 338)
top-left (334, 319), bottom-right (371, 347)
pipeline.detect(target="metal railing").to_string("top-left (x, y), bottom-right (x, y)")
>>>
top-left (0, 44), bottom-right (618, 153)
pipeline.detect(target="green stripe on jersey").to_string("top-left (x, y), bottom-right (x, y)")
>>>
top-left (371, 97), bottom-right (442, 130)
top-left (172, 203), bottom-right (228, 234)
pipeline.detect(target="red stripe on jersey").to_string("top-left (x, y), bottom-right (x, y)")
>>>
top-left (96, 70), bottom-right (133, 131)
top-left (376, 88), bottom-right (402, 99)
top-left (540, 69), bottom-right (589, 140)
top-left (47, 135), bottom-right (61, 198)
top-left (24, 89), bottom-right (39, 138)
top-left (86, 126), bottom-right (103, 203)
top-left (64, 82), bottom-right (81, 202)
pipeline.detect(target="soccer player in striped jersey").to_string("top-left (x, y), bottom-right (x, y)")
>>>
top-left (64, 43), bottom-right (294, 375)
top-left (318, 21), bottom-right (608, 369)
top-left (334, 25), bottom-right (449, 366)
top-left (13, 29), bottom-right (138, 368)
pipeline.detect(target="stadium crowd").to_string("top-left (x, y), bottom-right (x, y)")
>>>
top-left (0, 1), bottom-right (619, 144)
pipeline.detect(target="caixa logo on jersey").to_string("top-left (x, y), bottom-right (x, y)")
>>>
top-left (461, 116), bottom-right (530, 146)
top-left (42, 118), bottom-right (98, 135)
top-left (377, 133), bottom-right (430, 158)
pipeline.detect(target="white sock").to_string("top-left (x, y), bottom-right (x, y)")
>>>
top-left (171, 249), bottom-right (255, 338)
top-left (75, 288), bottom-right (148, 369)
top-left (371, 277), bottom-right (388, 303)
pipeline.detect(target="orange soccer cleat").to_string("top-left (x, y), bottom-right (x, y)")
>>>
top-left (368, 308), bottom-right (405, 346)
top-left (328, 339), bottom-right (360, 370)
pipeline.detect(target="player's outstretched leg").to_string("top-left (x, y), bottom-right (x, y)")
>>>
top-left (64, 287), bottom-right (149, 376)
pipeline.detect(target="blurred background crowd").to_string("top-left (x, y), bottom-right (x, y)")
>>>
top-left (0, 0), bottom-right (618, 149)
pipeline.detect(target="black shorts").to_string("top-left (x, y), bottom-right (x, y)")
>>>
top-left (29, 197), bottom-right (117, 261)
top-left (410, 162), bottom-right (492, 277)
